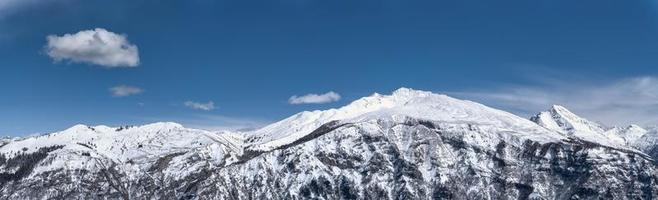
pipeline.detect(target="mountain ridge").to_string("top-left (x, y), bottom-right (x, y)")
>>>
top-left (247, 87), bottom-right (565, 152)
top-left (1, 88), bottom-right (657, 199)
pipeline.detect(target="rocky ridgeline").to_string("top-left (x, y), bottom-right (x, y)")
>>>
top-left (1, 88), bottom-right (657, 199)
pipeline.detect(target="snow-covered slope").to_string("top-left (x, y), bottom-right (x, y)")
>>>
top-left (530, 105), bottom-right (625, 147)
top-left (631, 127), bottom-right (658, 158)
top-left (1, 122), bottom-right (217, 161)
top-left (0, 122), bottom-right (246, 178)
top-left (605, 125), bottom-right (648, 146)
top-left (0, 88), bottom-right (657, 199)
top-left (248, 88), bottom-right (564, 152)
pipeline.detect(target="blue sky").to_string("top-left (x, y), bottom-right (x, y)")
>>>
top-left (1, 0), bottom-right (658, 136)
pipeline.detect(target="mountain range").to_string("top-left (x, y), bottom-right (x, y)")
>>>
top-left (1, 88), bottom-right (657, 199)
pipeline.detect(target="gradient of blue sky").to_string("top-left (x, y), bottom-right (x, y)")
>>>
top-left (1, 0), bottom-right (658, 136)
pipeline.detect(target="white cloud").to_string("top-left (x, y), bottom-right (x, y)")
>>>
top-left (289, 91), bottom-right (341, 104)
top-left (109, 85), bottom-right (143, 97)
top-left (45, 28), bottom-right (139, 68)
top-left (452, 76), bottom-right (658, 126)
top-left (184, 101), bottom-right (215, 111)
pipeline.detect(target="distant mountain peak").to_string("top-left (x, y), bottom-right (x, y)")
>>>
top-left (605, 124), bottom-right (648, 145)
top-left (390, 87), bottom-right (433, 98)
top-left (138, 122), bottom-right (184, 130)
top-left (532, 105), bottom-right (605, 133)
top-left (549, 104), bottom-right (570, 113)
top-left (531, 106), bottom-right (653, 148)
top-left (531, 105), bottom-right (624, 146)
top-left (57, 122), bottom-right (184, 135)
top-left (627, 124), bottom-right (645, 131)
top-left (64, 124), bottom-right (92, 132)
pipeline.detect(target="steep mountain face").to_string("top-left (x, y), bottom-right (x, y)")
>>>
top-left (631, 128), bottom-right (658, 160)
top-left (529, 106), bottom-right (658, 162)
top-left (530, 105), bottom-right (625, 147)
top-left (1, 88), bottom-right (657, 199)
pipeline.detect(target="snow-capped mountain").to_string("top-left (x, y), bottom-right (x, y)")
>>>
top-left (630, 128), bottom-right (658, 160)
top-left (1, 88), bottom-right (657, 199)
top-left (529, 105), bottom-right (658, 159)
top-left (606, 125), bottom-right (648, 146)
top-left (530, 105), bottom-right (626, 147)
top-left (248, 88), bottom-right (563, 152)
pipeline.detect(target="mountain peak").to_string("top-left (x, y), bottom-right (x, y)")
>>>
top-left (548, 105), bottom-right (581, 120)
top-left (343, 87), bottom-right (436, 111)
top-left (606, 124), bottom-right (648, 145)
top-left (531, 105), bottom-right (623, 146)
top-left (533, 105), bottom-right (605, 133)
top-left (139, 122), bottom-right (184, 130)
top-left (390, 87), bottom-right (433, 98)
top-left (59, 122), bottom-right (184, 134)
top-left (249, 88), bottom-right (563, 152)
top-left (627, 124), bottom-right (645, 131)
top-left (550, 104), bottom-right (568, 111)
top-left (64, 124), bottom-right (92, 132)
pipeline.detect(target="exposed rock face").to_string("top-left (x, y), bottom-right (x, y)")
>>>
top-left (632, 129), bottom-right (658, 162)
top-left (1, 88), bottom-right (657, 199)
top-left (204, 119), bottom-right (657, 200)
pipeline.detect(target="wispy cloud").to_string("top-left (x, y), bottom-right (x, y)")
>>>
top-left (109, 85), bottom-right (143, 97)
top-left (143, 114), bottom-right (269, 132)
top-left (184, 101), bottom-right (215, 111)
top-left (452, 76), bottom-right (658, 126)
top-left (181, 114), bottom-right (268, 131)
top-left (289, 91), bottom-right (341, 104)
top-left (45, 28), bottom-right (139, 68)
top-left (0, 0), bottom-right (40, 15)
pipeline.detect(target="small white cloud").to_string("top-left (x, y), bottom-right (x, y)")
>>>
top-left (109, 85), bottom-right (143, 97)
top-left (184, 101), bottom-right (215, 111)
top-left (45, 28), bottom-right (139, 68)
top-left (289, 91), bottom-right (341, 104)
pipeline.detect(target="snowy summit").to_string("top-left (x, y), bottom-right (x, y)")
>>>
top-left (0, 88), bottom-right (657, 199)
